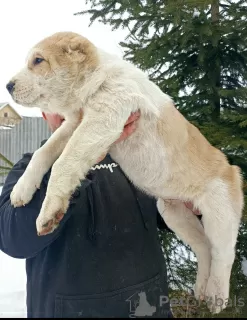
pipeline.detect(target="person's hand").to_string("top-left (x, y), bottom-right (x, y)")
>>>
top-left (42, 110), bottom-right (141, 163)
top-left (42, 112), bottom-right (64, 132)
top-left (115, 111), bottom-right (140, 143)
top-left (184, 201), bottom-right (201, 215)
top-left (96, 111), bottom-right (141, 162)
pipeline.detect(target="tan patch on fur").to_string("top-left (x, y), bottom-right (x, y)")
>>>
top-left (157, 104), bottom-right (243, 206)
top-left (221, 165), bottom-right (244, 212)
top-left (30, 32), bottom-right (99, 75)
top-left (27, 53), bottom-right (52, 77)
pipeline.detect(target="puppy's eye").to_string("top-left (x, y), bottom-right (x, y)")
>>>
top-left (33, 57), bottom-right (44, 65)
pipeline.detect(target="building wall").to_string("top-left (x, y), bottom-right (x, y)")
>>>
top-left (0, 105), bottom-right (22, 126)
top-left (0, 117), bottom-right (51, 185)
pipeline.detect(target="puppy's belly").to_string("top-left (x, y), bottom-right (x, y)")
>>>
top-left (110, 141), bottom-right (179, 200)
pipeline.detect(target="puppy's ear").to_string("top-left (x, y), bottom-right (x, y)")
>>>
top-left (62, 35), bottom-right (98, 63)
top-left (60, 35), bottom-right (99, 69)
top-left (62, 40), bottom-right (87, 63)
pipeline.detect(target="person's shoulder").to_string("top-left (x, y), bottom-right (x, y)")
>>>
top-left (15, 139), bottom-right (46, 169)
top-left (12, 152), bottom-right (33, 170)
top-left (17, 140), bottom-right (46, 168)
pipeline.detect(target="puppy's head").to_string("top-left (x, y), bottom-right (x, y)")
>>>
top-left (6, 32), bottom-right (99, 110)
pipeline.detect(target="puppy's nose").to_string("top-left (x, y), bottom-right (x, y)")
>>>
top-left (6, 81), bottom-right (15, 94)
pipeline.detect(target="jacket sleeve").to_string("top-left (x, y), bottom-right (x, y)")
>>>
top-left (0, 152), bottom-right (91, 259)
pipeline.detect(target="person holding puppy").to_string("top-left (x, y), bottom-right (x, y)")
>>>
top-left (0, 111), bottom-right (199, 318)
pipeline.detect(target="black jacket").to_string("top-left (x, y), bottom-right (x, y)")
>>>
top-left (0, 145), bottom-right (173, 318)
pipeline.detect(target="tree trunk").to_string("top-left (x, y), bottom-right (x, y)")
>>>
top-left (211, 0), bottom-right (221, 121)
top-left (211, 0), bottom-right (219, 22)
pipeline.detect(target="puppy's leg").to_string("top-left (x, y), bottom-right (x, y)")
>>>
top-left (10, 115), bottom-right (80, 207)
top-left (198, 182), bottom-right (243, 314)
top-left (157, 199), bottom-right (211, 301)
top-left (36, 107), bottom-right (131, 235)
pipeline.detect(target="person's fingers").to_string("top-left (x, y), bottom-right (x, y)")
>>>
top-left (124, 121), bottom-right (138, 137)
top-left (116, 111), bottom-right (140, 143)
top-left (125, 111), bottom-right (141, 126)
top-left (184, 201), bottom-right (193, 210)
top-left (116, 121), bottom-right (137, 143)
top-left (184, 201), bottom-right (201, 215)
top-left (193, 208), bottom-right (201, 215)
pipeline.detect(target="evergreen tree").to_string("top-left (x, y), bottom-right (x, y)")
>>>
top-left (0, 153), bottom-right (13, 178)
top-left (76, 0), bottom-right (247, 317)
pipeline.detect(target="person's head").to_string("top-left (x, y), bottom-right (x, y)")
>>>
top-left (42, 112), bottom-right (64, 133)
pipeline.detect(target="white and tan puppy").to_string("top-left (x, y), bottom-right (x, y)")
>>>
top-left (6, 32), bottom-right (244, 314)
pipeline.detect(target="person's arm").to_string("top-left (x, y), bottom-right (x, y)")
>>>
top-left (0, 152), bottom-right (91, 259)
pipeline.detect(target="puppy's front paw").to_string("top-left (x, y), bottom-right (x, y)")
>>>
top-left (36, 194), bottom-right (69, 236)
top-left (10, 174), bottom-right (41, 207)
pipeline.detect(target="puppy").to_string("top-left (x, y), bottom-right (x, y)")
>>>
top-left (6, 32), bottom-right (244, 314)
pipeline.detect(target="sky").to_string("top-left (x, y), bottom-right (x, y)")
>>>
top-left (0, 0), bottom-right (127, 117)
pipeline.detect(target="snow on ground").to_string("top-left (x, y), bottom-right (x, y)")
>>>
top-left (0, 126), bottom-right (12, 130)
top-left (0, 291), bottom-right (26, 318)
top-left (0, 186), bottom-right (27, 318)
